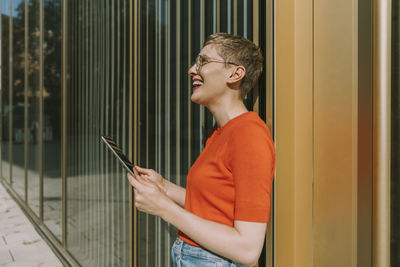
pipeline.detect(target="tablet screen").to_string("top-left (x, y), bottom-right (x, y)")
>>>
top-left (101, 136), bottom-right (135, 177)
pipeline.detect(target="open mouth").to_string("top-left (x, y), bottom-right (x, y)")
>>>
top-left (192, 78), bottom-right (203, 91)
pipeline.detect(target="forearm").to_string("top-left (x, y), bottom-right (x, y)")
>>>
top-left (161, 201), bottom-right (265, 266)
top-left (164, 179), bottom-right (186, 207)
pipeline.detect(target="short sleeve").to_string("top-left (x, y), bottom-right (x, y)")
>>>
top-left (228, 122), bottom-right (275, 222)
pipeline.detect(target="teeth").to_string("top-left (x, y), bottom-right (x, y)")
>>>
top-left (193, 81), bottom-right (203, 86)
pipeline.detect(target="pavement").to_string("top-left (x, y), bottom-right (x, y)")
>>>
top-left (0, 181), bottom-right (63, 267)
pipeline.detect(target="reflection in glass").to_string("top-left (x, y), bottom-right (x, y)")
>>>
top-left (136, 1), bottom-right (255, 265)
top-left (66, 0), bottom-right (130, 265)
top-left (27, 0), bottom-right (41, 216)
top-left (11, 0), bottom-right (26, 200)
top-left (392, 1), bottom-right (400, 266)
top-left (1, 0), bottom-right (11, 184)
top-left (43, 0), bottom-right (62, 240)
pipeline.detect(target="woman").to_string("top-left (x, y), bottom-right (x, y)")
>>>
top-left (128, 33), bottom-right (275, 267)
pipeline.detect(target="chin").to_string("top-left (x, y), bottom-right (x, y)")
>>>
top-left (190, 94), bottom-right (206, 106)
top-left (190, 91), bottom-right (200, 102)
top-left (190, 97), bottom-right (201, 105)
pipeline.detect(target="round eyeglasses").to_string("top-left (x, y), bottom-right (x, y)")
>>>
top-left (194, 54), bottom-right (239, 73)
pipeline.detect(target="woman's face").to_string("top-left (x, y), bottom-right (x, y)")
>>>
top-left (188, 45), bottom-right (235, 107)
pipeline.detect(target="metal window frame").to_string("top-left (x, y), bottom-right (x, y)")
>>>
top-left (372, 0), bottom-right (391, 266)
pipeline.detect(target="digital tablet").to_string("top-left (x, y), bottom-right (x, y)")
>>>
top-left (101, 136), bottom-right (135, 177)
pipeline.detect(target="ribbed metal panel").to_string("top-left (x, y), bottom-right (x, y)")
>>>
top-left (65, 0), bottom-right (131, 265)
top-left (134, 1), bottom-right (260, 266)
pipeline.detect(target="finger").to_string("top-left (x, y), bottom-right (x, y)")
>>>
top-left (128, 174), bottom-right (144, 190)
top-left (132, 168), bottom-right (139, 178)
top-left (127, 173), bottom-right (135, 187)
top-left (134, 166), bottom-right (153, 175)
top-left (133, 168), bottom-right (146, 183)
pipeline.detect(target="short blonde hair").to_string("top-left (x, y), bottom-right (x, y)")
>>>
top-left (204, 33), bottom-right (263, 98)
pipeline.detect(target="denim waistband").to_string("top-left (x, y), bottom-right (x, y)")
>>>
top-left (172, 237), bottom-right (247, 267)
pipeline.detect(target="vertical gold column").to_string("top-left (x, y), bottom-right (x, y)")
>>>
top-left (61, 0), bottom-right (68, 248)
top-left (265, 0), bottom-right (274, 264)
top-left (131, 0), bottom-right (138, 266)
top-left (275, 0), bottom-right (296, 264)
top-left (109, 2), bottom-right (115, 263)
top-left (164, 3), bottom-right (171, 266)
top-left (313, 0), bottom-right (359, 265)
top-left (275, 0), bottom-right (313, 266)
top-left (176, 0), bottom-right (181, 188)
top-left (265, 0), bottom-right (274, 130)
top-left (24, 0), bottom-right (29, 202)
top-left (252, 0), bottom-right (259, 113)
top-left (39, 0), bottom-right (44, 221)
top-left (145, 2), bottom-right (149, 266)
top-left (216, 0), bottom-right (220, 33)
top-left (187, 0), bottom-right (192, 170)
top-left (154, 0), bottom-right (159, 265)
top-left (9, 0), bottom-right (12, 185)
top-left (373, 0), bottom-right (391, 266)
top-left (233, 0), bottom-right (237, 35)
top-left (200, 0), bottom-right (205, 148)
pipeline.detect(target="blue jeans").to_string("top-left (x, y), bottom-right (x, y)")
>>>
top-left (171, 237), bottom-right (247, 267)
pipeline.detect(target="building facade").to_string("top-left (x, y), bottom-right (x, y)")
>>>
top-left (0, 0), bottom-right (398, 266)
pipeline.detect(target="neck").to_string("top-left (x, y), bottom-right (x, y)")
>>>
top-left (207, 98), bottom-right (249, 128)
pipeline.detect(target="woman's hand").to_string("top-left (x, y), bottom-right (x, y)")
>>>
top-left (133, 166), bottom-right (167, 193)
top-left (127, 167), bottom-right (172, 217)
top-left (131, 166), bottom-right (187, 207)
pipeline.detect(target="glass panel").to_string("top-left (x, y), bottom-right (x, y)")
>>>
top-left (392, 0), bottom-right (400, 265)
top-left (66, 0), bottom-right (130, 265)
top-left (27, 0), bottom-right (40, 216)
top-left (1, 0), bottom-right (11, 184)
top-left (136, 1), bottom-right (256, 266)
top-left (11, 0), bottom-right (25, 199)
top-left (43, 0), bottom-right (62, 240)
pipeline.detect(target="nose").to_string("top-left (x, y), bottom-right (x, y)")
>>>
top-left (188, 63), bottom-right (198, 76)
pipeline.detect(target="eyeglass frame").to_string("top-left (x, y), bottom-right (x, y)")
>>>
top-left (193, 54), bottom-right (239, 73)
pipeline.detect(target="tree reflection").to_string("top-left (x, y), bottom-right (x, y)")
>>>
top-left (4, 0), bottom-right (62, 146)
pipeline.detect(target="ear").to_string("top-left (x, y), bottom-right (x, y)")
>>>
top-left (226, 66), bottom-right (246, 86)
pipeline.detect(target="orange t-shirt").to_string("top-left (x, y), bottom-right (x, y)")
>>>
top-left (178, 111), bottom-right (275, 247)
